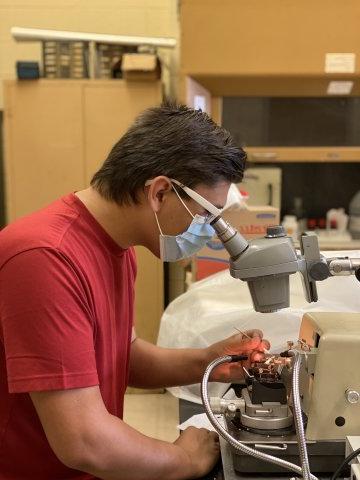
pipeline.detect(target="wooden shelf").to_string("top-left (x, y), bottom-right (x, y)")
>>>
top-left (246, 147), bottom-right (360, 163)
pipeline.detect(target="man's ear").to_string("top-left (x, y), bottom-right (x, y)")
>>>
top-left (146, 176), bottom-right (173, 213)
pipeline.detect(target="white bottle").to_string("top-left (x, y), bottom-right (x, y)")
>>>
top-left (326, 208), bottom-right (349, 236)
top-left (282, 215), bottom-right (298, 241)
top-left (349, 191), bottom-right (360, 240)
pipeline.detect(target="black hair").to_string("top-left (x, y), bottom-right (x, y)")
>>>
top-left (91, 102), bottom-right (247, 205)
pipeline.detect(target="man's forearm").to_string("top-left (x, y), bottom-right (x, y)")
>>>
top-left (31, 388), bottom-right (193, 480)
top-left (128, 338), bottom-right (210, 388)
top-left (73, 414), bottom-right (192, 480)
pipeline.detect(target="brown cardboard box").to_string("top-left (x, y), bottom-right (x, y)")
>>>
top-left (193, 205), bottom-right (279, 280)
top-left (122, 53), bottom-right (161, 81)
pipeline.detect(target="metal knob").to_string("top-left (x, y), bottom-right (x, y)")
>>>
top-left (345, 388), bottom-right (360, 404)
top-left (309, 261), bottom-right (330, 281)
top-left (227, 403), bottom-right (237, 413)
top-left (266, 225), bottom-right (286, 238)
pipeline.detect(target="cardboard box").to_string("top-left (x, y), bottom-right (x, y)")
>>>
top-left (193, 205), bottom-right (279, 281)
top-left (122, 53), bottom-right (161, 81)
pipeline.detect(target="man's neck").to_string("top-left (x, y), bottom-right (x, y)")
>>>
top-left (75, 188), bottom-right (142, 249)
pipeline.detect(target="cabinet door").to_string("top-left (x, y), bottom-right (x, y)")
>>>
top-left (83, 81), bottom-right (162, 183)
top-left (3, 81), bottom-right (85, 221)
top-left (133, 246), bottom-right (164, 345)
top-left (181, 0), bottom-right (360, 76)
top-left (83, 81), bottom-right (164, 344)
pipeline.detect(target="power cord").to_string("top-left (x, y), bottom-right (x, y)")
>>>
top-left (331, 447), bottom-right (360, 480)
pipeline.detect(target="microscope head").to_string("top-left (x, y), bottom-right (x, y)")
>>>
top-left (234, 238), bottom-right (298, 313)
top-left (230, 228), bottom-right (300, 313)
top-left (211, 219), bottom-right (304, 313)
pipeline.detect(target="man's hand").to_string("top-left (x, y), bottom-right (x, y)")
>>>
top-left (174, 427), bottom-right (220, 478)
top-left (205, 329), bottom-right (270, 382)
top-left (128, 331), bottom-right (270, 389)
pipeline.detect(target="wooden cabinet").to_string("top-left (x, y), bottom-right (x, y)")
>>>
top-left (181, 0), bottom-right (360, 76)
top-left (83, 82), bottom-right (161, 184)
top-left (4, 81), bottom-right (85, 220)
top-left (180, 0), bottom-right (360, 96)
top-left (3, 79), bottom-right (164, 344)
top-left (180, 1), bottom-right (360, 164)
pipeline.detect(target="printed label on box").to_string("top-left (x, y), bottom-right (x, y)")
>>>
top-left (325, 53), bottom-right (356, 73)
top-left (256, 213), bottom-right (277, 219)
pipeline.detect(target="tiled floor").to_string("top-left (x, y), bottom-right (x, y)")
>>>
top-left (123, 391), bottom-right (180, 442)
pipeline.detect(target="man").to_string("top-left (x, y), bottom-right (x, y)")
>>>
top-left (0, 103), bottom-right (269, 479)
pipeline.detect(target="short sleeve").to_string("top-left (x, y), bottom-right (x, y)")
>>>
top-left (131, 327), bottom-right (137, 342)
top-left (0, 248), bottom-right (99, 393)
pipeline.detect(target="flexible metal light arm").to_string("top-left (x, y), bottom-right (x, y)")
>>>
top-left (201, 355), bottom-right (318, 480)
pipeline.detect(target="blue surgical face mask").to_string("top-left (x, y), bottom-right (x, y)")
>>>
top-left (154, 185), bottom-right (215, 262)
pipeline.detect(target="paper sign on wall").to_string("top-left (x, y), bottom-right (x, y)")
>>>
top-left (194, 94), bottom-right (206, 112)
top-left (327, 81), bottom-right (354, 95)
top-left (325, 53), bottom-right (356, 73)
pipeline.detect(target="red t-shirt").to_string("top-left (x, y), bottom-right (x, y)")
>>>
top-left (0, 193), bottom-right (136, 479)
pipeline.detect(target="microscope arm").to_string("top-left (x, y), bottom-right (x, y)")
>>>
top-left (298, 231), bottom-right (360, 303)
top-left (327, 257), bottom-right (360, 279)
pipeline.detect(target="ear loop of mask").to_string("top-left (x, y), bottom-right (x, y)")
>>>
top-left (154, 182), bottom-right (194, 236)
top-left (154, 211), bottom-right (164, 235)
top-left (145, 178), bottom-right (221, 219)
top-left (170, 179), bottom-right (222, 217)
top-left (171, 183), bottom-right (194, 219)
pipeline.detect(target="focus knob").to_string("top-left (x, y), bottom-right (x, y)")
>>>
top-left (355, 268), bottom-right (360, 283)
top-left (345, 388), bottom-right (360, 404)
top-left (309, 262), bottom-right (330, 281)
top-left (266, 225), bottom-right (286, 238)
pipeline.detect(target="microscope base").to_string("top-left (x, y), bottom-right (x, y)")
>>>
top-left (226, 418), bottom-right (345, 474)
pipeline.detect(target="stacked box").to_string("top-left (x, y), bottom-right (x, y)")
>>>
top-left (42, 41), bottom-right (89, 78)
top-left (95, 43), bottom-right (137, 78)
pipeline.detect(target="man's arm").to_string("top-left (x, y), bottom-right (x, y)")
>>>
top-left (30, 386), bottom-right (219, 480)
top-left (128, 330), bottom-right (270, 389)
top-left (128, 338), bottom-right (208, 389)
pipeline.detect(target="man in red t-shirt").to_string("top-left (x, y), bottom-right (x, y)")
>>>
top-left (0, 104), bottom-right (269, 479)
